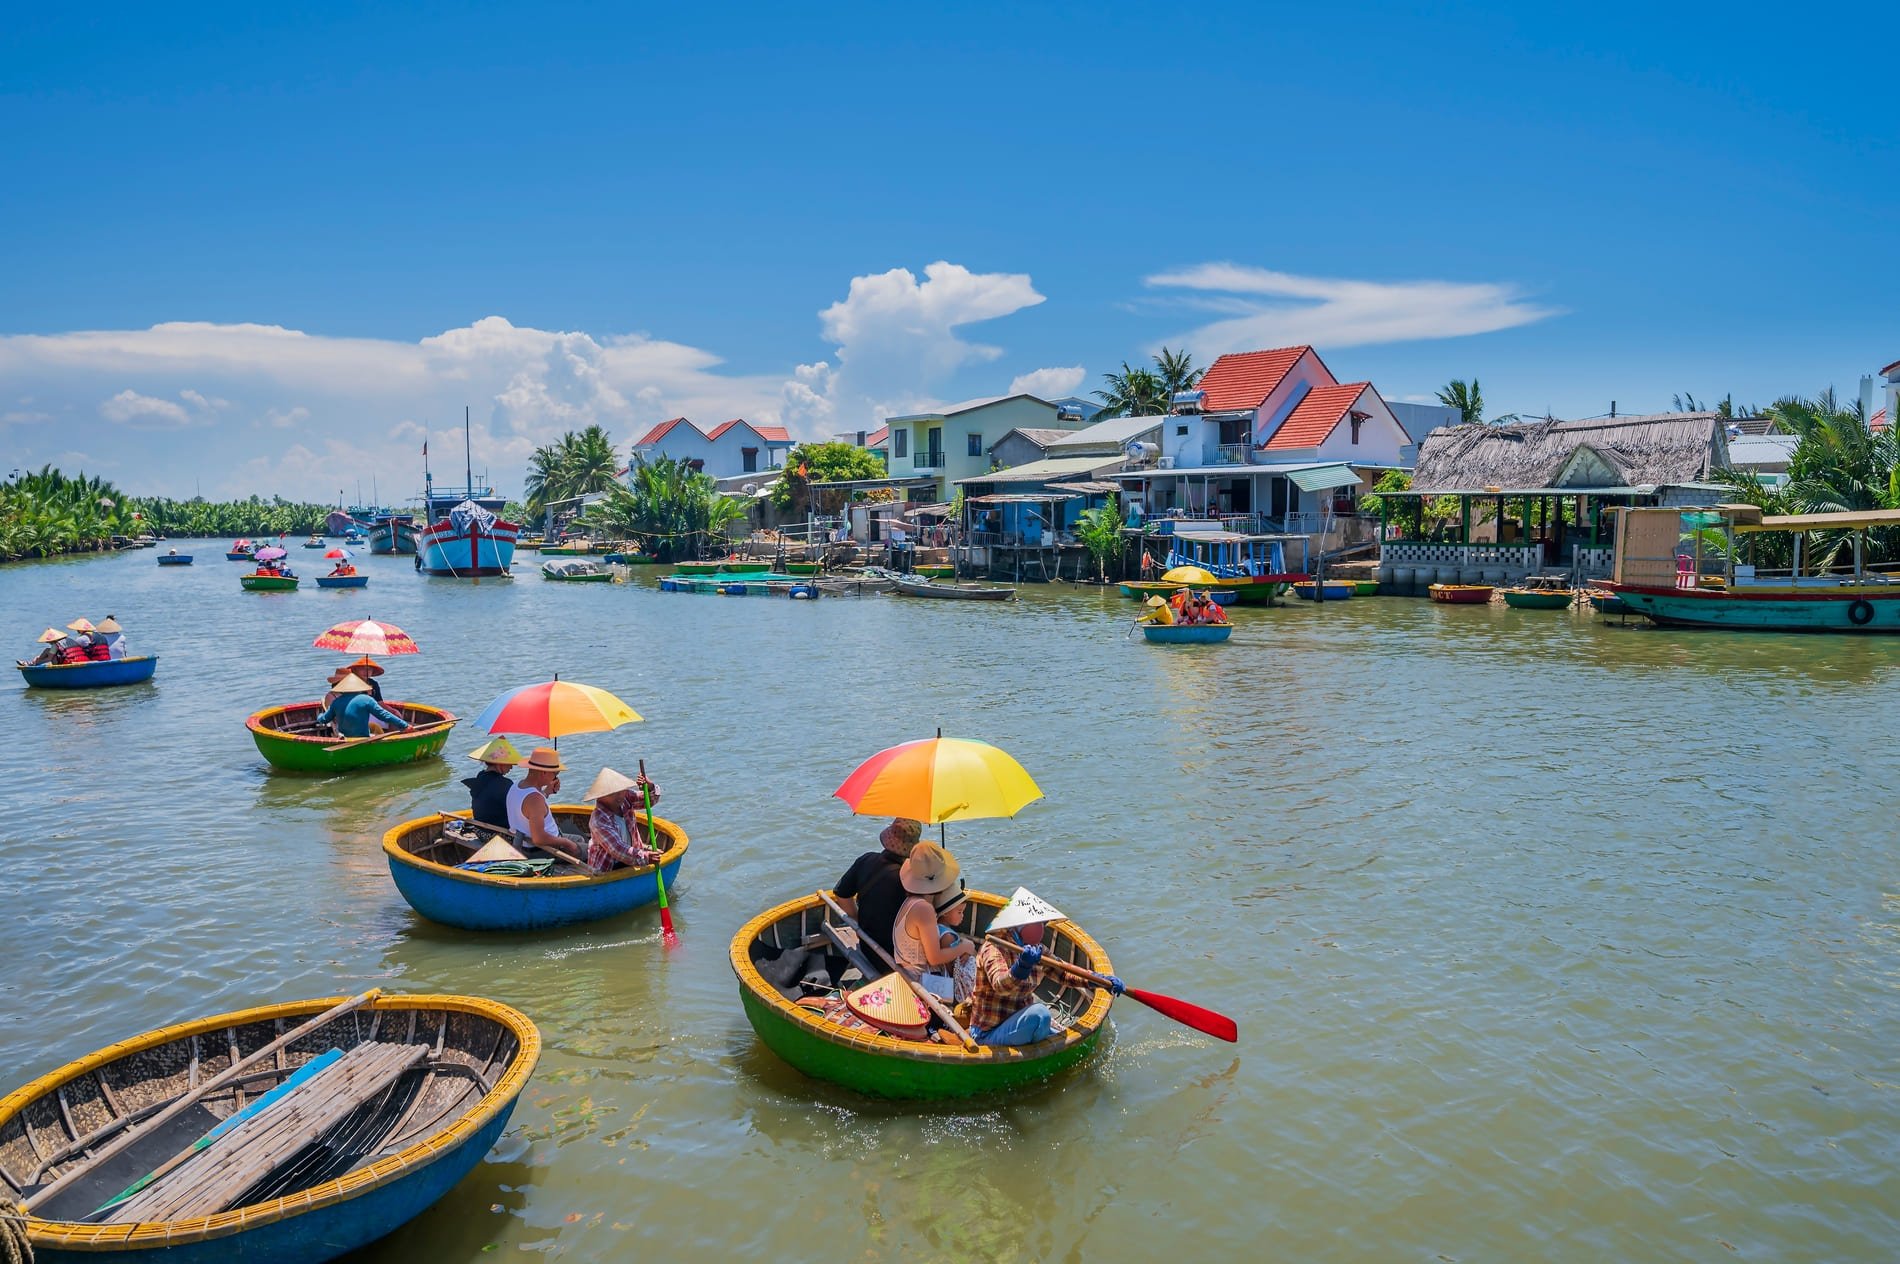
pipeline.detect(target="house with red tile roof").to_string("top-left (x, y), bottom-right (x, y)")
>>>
top-left (1878, 357), bottom-right (1900, 434)
top-left (628, 417), bottom-right (793, 479)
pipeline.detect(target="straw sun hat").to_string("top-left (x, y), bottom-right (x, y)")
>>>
top-left (66, 618), bottom-right (96, 633)
top-left (467, 736), bottom-right (522, 766)
top-left (582, 767), bottom-right (641, 801)
top-left (524, 747), bottom-right (567, 774)
top-left (331, 674), bottom-right (372, 695)
top-left (95, 617), bottom-right (123, 634)
top-left (37, 628), bottom-right (66, 644)
top-left (348, 656), bottom-right (384, 677)
top-left (899, 842), bottom-right (959, 896)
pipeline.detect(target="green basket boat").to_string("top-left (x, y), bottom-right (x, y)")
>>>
top-left (783, 562), bottom-right (821, 575)
top-left (1118, 580), bottom-right (1185, 600)
top-left (1501, 587), bottom-right (1575, 610)
top-left (911, 564), bottom-right (955, 579)
top-left (1351, 579), bottom-right (1380, 595)
top-left (733, 890), bottom-right (1114, 1100)
top-left (246, 702), bottom-right (457, 772)
top-left (239, 574), bottom-right (300, 592)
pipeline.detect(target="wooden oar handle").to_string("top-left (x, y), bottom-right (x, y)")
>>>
top-left (819, 890), bottom-right (977, 1051)
top-left (984, 933), bottom-right (1104, 987)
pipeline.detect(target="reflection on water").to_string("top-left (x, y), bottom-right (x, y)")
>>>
top-left (3, 546), bottom-right (1899, 1259)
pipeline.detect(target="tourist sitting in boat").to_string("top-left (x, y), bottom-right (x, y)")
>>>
top-left (967, 888), bottom-right (1120, 1047)
top-left (1190, 592), bottom-right (1226, 625)
top-left (462, 736), bottom-right (522, 829)
top-left (315, 674), bottom-right (409, 739)
top-left (832, 817), bottom-right (922, 953)
top-left (96, 616), bottom-right (127, 658)
top-left (329, 561), bottom-right (358, 577)
top-left (24, 628), bottom-right (67, 665)
top-left (505, 747), bottom-right (589, 867)
top-left (335, 655), bottom-right (385, 701)
top-left (891, 843), bottom-right (974, 1001)
top-left (582, 766), bottom-right (664, 871)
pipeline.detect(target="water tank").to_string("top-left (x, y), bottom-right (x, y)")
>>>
top-left (1125, 440), bottom-right (1159, 462)
top-left (1171, 389), bottom-right (1206, 414)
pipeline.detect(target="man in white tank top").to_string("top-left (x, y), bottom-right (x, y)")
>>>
top-left (506, 748), bottom-right (588, 866)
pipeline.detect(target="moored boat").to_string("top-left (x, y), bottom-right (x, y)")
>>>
top-left (1501, 587), bottom-right (1574, 609)
top-left (1585, 587), bottom-right (1630, 614)
top-left (541, 560), bottom-right (613, 582)
top-left (537, 538), bottom-right (598, 556)
top-left (732, 889), bottom-right (1113, 1099)
top-left (1351, 579), bottom-right (1380, 595)
top-left (1429, 583), bottom-right (1494, 604)
top-left (1291, 581), bottom-right (1353, 601)
top-left (365, 515), bottom-right (417, 556)
top-left (602, 551), bottom-right (657, 565)
top-left (225, 540), bottom-right (255, 562)
top-left (1159, 527), bottom-right (1311, 603)
top-left (246, 702), bottom-right (456, 771)
top-left (1118, 580), bottom-right (1184, 600)
top-left (911, 564), bottom-right (955, 579)
top-left (315, 574), bottom-right (369, 589)
top-left (240, 574), bottom-right (300, 592)
top-left (382, 807), bottom-right (688, 931)
top-left (18, 655), bottom-right (159, 689)
top-left (2, 991), bottom-right (538, 1264)
top-left (885, 572), bottom-right (1014, 601)
top-left (1142, 623), bottom-right (1233, 644)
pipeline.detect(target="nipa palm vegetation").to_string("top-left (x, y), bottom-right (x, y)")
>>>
top-left (577, 455), bottom-right (747, 562)
top-left (523, 425), bottom-right (624, 521)
top-left (1, 466), bottom-right (335, 563)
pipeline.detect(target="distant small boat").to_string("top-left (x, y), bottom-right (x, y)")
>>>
top-left (783, 561), bottom-right (821, 575)
top-left (17, 655), bottom-right (159, 689)
top-left (1351, 580), bottom-right (1380, 596)
top-left (912, 564), bottom-right (955, 579)
top-left (538, 538), bottom-right (599, 556)
top-left (301, 535), bottom-right (326, 549)
top-left (1429, 584), bottom-right (1494, 604)
top-left (225, 540), bottom-right (255, 562)
top-left (886, 572), bottom-right (1014, 601)
top-left (1118, 580), bottom-right (1184, 600)
top-left (1141, 623), bottom-right (1232, 644)
top-left (541, 560), bottom-right (613, 582)
top-left (602, 552), bottom-right (657, 565)
top-left (1292, 581), bottom-right (1353, 601)
top-left (240, 574), bottom-right (300, 592)
top-left (315, 574), bottom-right (369, 589)
top-left (1501, 587), bottom-right (1573, 609)
top-left (157, 554), bottom-right (193, 566)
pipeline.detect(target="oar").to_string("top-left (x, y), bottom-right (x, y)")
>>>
top-left (321, 716), bottom-right (451, 751)
top-left (24, 989), bottom-right (383, 1212)
top-left (638, 759), bottom-right (678, 948)
top-left (985, 934), bottom-right (1238, 1043)
top-left (819, 890), bottom-right (978, 1051)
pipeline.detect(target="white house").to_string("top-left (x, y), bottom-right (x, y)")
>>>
top-left (882, 395), bottom-right (1081, 499)
top-left (630, 418), bottom-right (793, 479)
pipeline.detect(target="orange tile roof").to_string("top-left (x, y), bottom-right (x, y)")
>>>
top-left (634, 417), bottom-right (690, 446)
top-left (865, 426), bottom-right (889, 446)
top-left (1197, 346), bottom-right (1312, 412)
top-left (752, 424), bottom-right (791, 443)
top-left (1264, 382), bottom-right (1369, 451)
top-left (1880, 358), bottom-right (1900, 376)
top-left (706, 419), bottom-right (746, 441)
top-left (1873, 407), bottom-right (1889, 434)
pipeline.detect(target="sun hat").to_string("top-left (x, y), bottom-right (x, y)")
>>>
top-left (583, 766), bottom-right (640, 801)
top-left (37, 628), bottom-right (67, 644)
top-left (880, 817), bottom-right (923, 855)
top-left (988, 886), bottom-right (1064, 933)
top-left (66, 618), bottom-right (96, 633)
top-left (326, 668), bottom-right (351, 685)
top-left (1144, 595), bottom-right (1166, 608)
top-left (467, 736), bottom-right (522, 766)
top-left (899, 842), bottom-right (959, 896)
top-left (95, 617), bottom-right (123, 634)
top-left (467, 836), bottom-right (527, 864)
top-left (349, 656), bottom-right (385, 677)
top-left (844, 972), bottom-right (931, 1040)
top-left (332, 674), bottom-right (372, 694)
top-left (525, 747), bottom-right (567, 774)
top-left (934, 883), bottom-right (968, 917)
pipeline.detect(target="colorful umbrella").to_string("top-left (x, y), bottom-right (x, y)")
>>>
top-left (1161, 565), bottom-right (1216, 584)
top-left (311, 619), bottom-right (420, 656)
top-left (255, 546), bottom-right (287, 561)
top-left (474, 680), bottom-right (641, 739)
top-left (833, 736), bottom-right (1042, 825)
top-left (323, 547), bottom-right (354, 560)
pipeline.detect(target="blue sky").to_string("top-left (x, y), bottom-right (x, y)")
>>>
top-left (2, 1), bottom-right (1894, 498)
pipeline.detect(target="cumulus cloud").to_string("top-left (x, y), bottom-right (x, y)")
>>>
top-left (100, 389), bottom-right (192, 426)
top-left (1144, 263), bottom-right (1557, 355)
top-left (1008, 366), bottom-right (1086, 398)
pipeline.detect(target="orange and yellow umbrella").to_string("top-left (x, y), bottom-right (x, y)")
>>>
top-left (473, 679), bottom-right (641, 739)
top-left (833, 736), bottom-right (1043, 824)
top-left (311, 619), bottom-right (419, 656)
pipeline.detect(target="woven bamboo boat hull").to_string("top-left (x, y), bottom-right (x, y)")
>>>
top-left (1118, 580), bottom-right (1183, 599)
top-left (1, 993), bottom-right (538, 1264)
top-left (1501, 589), bottom-right (1573, 609)
top-left (1351, 580), bottom-right (1380, 595)
top-left (314, 575), bottom-right (369, 589)
top-left (239, 575), bottom-right (300, 592)
top-left (383, 807), bottom-right (688, 931)
top-left (732, 891), bottom-right (1113, 1100)
top-left (156, 556), bottom-right (192, 566)
top-left (1141, 624), bottom-right (1232, 644)
top-left (18, 656), bottom-right (159, 689)
top-left (246, 702), bottom-right (456, 772)
top-left (1292, 582), bottom-right (1353, 601)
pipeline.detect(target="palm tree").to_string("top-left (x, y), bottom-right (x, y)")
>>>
top-left (1094, 364), bottom-right (1168, 418)
top-left (523, 445), bottom-right (566, 519)
top-left (1437, 379), bottom-right (1484, 426)
top-left (564, 425), bottom-right (622, 495)
top-left (1154, 347), bottom-right (1203, 397)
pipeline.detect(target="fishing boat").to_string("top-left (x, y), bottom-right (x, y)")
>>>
top-left (1142, 623), bottom-right (1232, 644)
top-left (885, 572), bottom-right (1015, 601)
top-left (1585, 587), bottom-right (1630, 614)
top-left (315, 574), bottom-right (369, 589)
top-left (1118, 579), bottom-right (1184, 600)
top-left (602, 551), bottom-right (657, 565)
top-left (675, 558), bottom-right (768, 575)
top-left (240, 573), bottom-right (300, 592)
top-left (225, 540), bottom-right (255, 562)
top-left (245, 702), bottom-right (456, 772)
top-left (325, 508), bottom-right (358, 535)
top-left (1, 991), bottom-right (538, 1264)
top-left (537, 538), bottom-right (598, 557)
top-left (732, 890), bottom-right (1113, 1099)
top-left (1291, 580), bottom-right (1353, 601)
top-left (157, 553), bottom-right (192, 566)
top-left (365, 514), bottom-right (417, 556)
top-left (1501, 586), bottom-right (1574, 609)
top-left (1429, 583), bottom-right (1494, 604)
top-left (415, 410), bottom-right (519, 579)
top-left (1159, 527), bottom-right (1311, 603)
top-left (17, 655), bottom-right (159, 689)
top-left (1603, 505), bottom-right (1900, 632)
top-left (382, 807), bottom-right (688, 931)
top-left (541, 559), bottom-right (613, 583)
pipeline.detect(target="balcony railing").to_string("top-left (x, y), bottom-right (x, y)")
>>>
top-left (913, 452), bottom-right (945, 469)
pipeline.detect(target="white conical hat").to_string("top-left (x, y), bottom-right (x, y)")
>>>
top-left (988, 886), bottom-right (1064, 932)
top-left (468, 836), bottom-right (526, 863)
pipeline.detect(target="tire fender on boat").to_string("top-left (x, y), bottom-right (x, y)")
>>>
top-left (1848, 599), bottom-right (1875, 626)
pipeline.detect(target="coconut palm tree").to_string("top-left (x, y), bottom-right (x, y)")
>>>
top-left (1154, 347), bottom-right (1203, 398)
top-left (1437, 379), bottom-right (1484, 425)
top-left (1094, 364), bottom-right (1168, 418)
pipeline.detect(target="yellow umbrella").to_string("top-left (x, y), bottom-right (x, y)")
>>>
top-left (833, 736), bottom-right (1043, 824)
top-left (1161, 565), bottom-right (1216, 585)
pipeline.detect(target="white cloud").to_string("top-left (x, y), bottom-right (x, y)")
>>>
top-left (263, 405), bottom-right (311, 428)
top-left (100, 389), bottom-right (192, 426)
top-left (1008, 366), bottom-right (1086, 398)
top-left (1143, 263), bottom-right (1557, 355)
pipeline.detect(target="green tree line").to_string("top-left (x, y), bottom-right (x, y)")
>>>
top-left (1, 466), bottom-right (342, 563)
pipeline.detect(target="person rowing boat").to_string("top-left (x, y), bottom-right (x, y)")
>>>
top-left (315, 674), bottom-right (409, 739)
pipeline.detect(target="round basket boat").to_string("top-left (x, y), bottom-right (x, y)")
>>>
top-left (731, 890), bottom-right (1114, 1100)
top-left (1428, 583), bottom-right (1495, 604)
top-left (1501, 587), bottom-right (1573, 610)
top-left (1141, 623), bottom-right (1232, 644)
top-left (239, 575), bottom-right (300, 592)
top-left (314, 575), bottom-right (369, 589)
top-left (246, 702), bottom-right (456, 772)
top-left (382, 806), bottom-right (688, 932)
top-left (1118, 580), bottom-right (1184, 600)
top-left (17, 655), bottom-right (159, 690)
top-left (0, 993), bottom-right (539, 1264)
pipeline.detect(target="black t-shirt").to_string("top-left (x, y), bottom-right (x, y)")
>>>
top-left (463, 768), bottom-right (513, 829)
top-left (836, 848), bottom-right (906, 954)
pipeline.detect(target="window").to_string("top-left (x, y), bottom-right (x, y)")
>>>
top-left (894, 428), bottom-right (908, 458)
top-left (1349, 414), bottom-right (1364, 445)
top-left (968, 433), bottom-right (983, 457)
top-left (1176, 424), bottom-right (1189, 436)
top-left (742, 447), bottom-right (758, 473)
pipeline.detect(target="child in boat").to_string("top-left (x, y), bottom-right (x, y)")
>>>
top-left (891, 843), bottom-right (973, 1002)
top-left (581, 766), bottom-right (663, 872)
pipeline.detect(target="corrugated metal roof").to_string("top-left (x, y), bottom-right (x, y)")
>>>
top-left (1047, 415), bottom-right (1165, 450)
top-left (955, 455), bottom-right (1121, 484)
top-left (1286, 464), bottom-right (1362, 492)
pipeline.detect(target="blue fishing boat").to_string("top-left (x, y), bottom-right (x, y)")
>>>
top-left (1141, 624), bottom-right (1232, 644)
top-left (382, 806), bottom-right (688, 931)
top-left (415, 408), bottom-right (518, 578)
top-left (1291, 580), bottom-right (1353, 601)
top-left (315, 574), bottom-right (369, 589)
top-left (157, 553), bottom-right (192, 566)
top-left (17, 655), bottom-right (159, 689)
top-left (3, 991), bottom-right (539, 1264)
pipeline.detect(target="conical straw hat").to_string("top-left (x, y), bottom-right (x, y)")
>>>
top-left (845, 972), bottom-right (931, 1039)
top-left (66, 618), bottom-right (96, 633)
top-left (95, 617), bottom-right (123, 634)
top-left (467, 736), bottom-right (522, 765)
top-left (467, 836), bottom-right (527, 863)
top-left (583, 767), bottom-right (639, 801)
top-left (988, 886), bottom-right (1064, 932)
top-left (37, 628), bottom-right (66, 644)
top-left (332, 674), bottom-right (372, 694)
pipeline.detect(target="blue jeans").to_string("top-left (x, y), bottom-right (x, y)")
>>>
top-left (974, 1002), bottom-right (1054, 1046)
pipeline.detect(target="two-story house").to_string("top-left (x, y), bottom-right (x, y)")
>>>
top-left (882, 395), bottom-right (1081, 500)
top-left (629, 418), bottom-right (793, 479)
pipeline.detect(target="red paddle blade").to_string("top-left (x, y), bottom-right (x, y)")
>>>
top-left (1126, 988), bottom-right (1237, 1043)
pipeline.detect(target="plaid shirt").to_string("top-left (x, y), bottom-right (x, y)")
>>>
top-left (586, 801), bottom-right (660, 872)
top-left (966, 940), bottom-right (1044, 1036)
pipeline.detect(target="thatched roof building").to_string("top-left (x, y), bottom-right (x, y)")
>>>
top-left (1410, 412), bottom-right (1731, 494)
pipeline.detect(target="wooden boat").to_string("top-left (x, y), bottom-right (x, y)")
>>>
top-left (156, 554), bottom-right (192, 566)
top-left (1159, 528), bottom-right (1310, 603)
top-left (382, 806), bottom-right (688, 931)
top-left (1291, 581), bottom-right (1353, 601)
top-left (1351, 580), bottom-right (1380, 596)
top-left (911, 564), bottom-right (955, 579)
top-left (1, 992), bottom-right (538, 1264)
top-left (674, 560), bottom-right (723, 575)
top-left (602, 552), bottom-right (656, 565)
top-left (537, 538), bottom-right (597, 556)
top-left (315, 574), bottom-right (368, 589)
top-left (732, 890), bottom-right (1113, 1099)
top-left (782, 561), bottom-right (821, 576)
top-left (540, 560), bottom-right (613, 582)
top-left (1118, 580), bottom-right (1183, 600)
top-left (1429, 584), bottom-right (1494, 604)
top-left (240, 574), bottom-right (300, 592)
top-left (1501, 587), bottom-right (1574, 609)
top-left (1142, 623), bottom-right (1232, 644)
top-left (1207, 589), bottom-right (1236, 606)
top-left (18, 656), bottom-right (159, 690)
top-left (887, 573), bottom-right (1014, 601)
top-left (301, 536), bottom-right (326, 549)
top-left (246, 702), bottom-right (456, 772)
top-left (1586, 587), bottom-right (1630, 614)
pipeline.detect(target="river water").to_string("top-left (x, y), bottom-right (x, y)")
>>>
top-left (3, 545), bottom-right (1897, 1261)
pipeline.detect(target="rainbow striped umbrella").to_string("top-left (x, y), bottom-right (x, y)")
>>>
top-left (833, 736), bottom-right (1042, 825)
top-left (311, 619), bottom-right (419, 656)
top-left (473, 680), bottom-right (642, 739)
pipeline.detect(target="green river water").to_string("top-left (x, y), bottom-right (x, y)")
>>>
top-left (2, 546), bottom-right (1897, 1261)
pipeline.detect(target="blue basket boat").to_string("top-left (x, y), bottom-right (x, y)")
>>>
top-left (383, 806), bottom-right (688, 931)
top-left (2, 991), bottom-right (539, 1264)
top-left (18, 655), bottom-right (159, 689)
top-left (1141, 624), bottom-right (1233, 644)
top-left (156, 554), bottom-right (192, 566)
top-left (1291, 581), bottom-right (1354, 601)
top-left (315, 574), bottom-right (369, 589)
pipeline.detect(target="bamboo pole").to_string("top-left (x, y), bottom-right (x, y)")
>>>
top-left (816, 891), bottom-right (978, 1051)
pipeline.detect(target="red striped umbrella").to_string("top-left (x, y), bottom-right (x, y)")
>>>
top-left (310, 619), bottom-right (419, 656)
